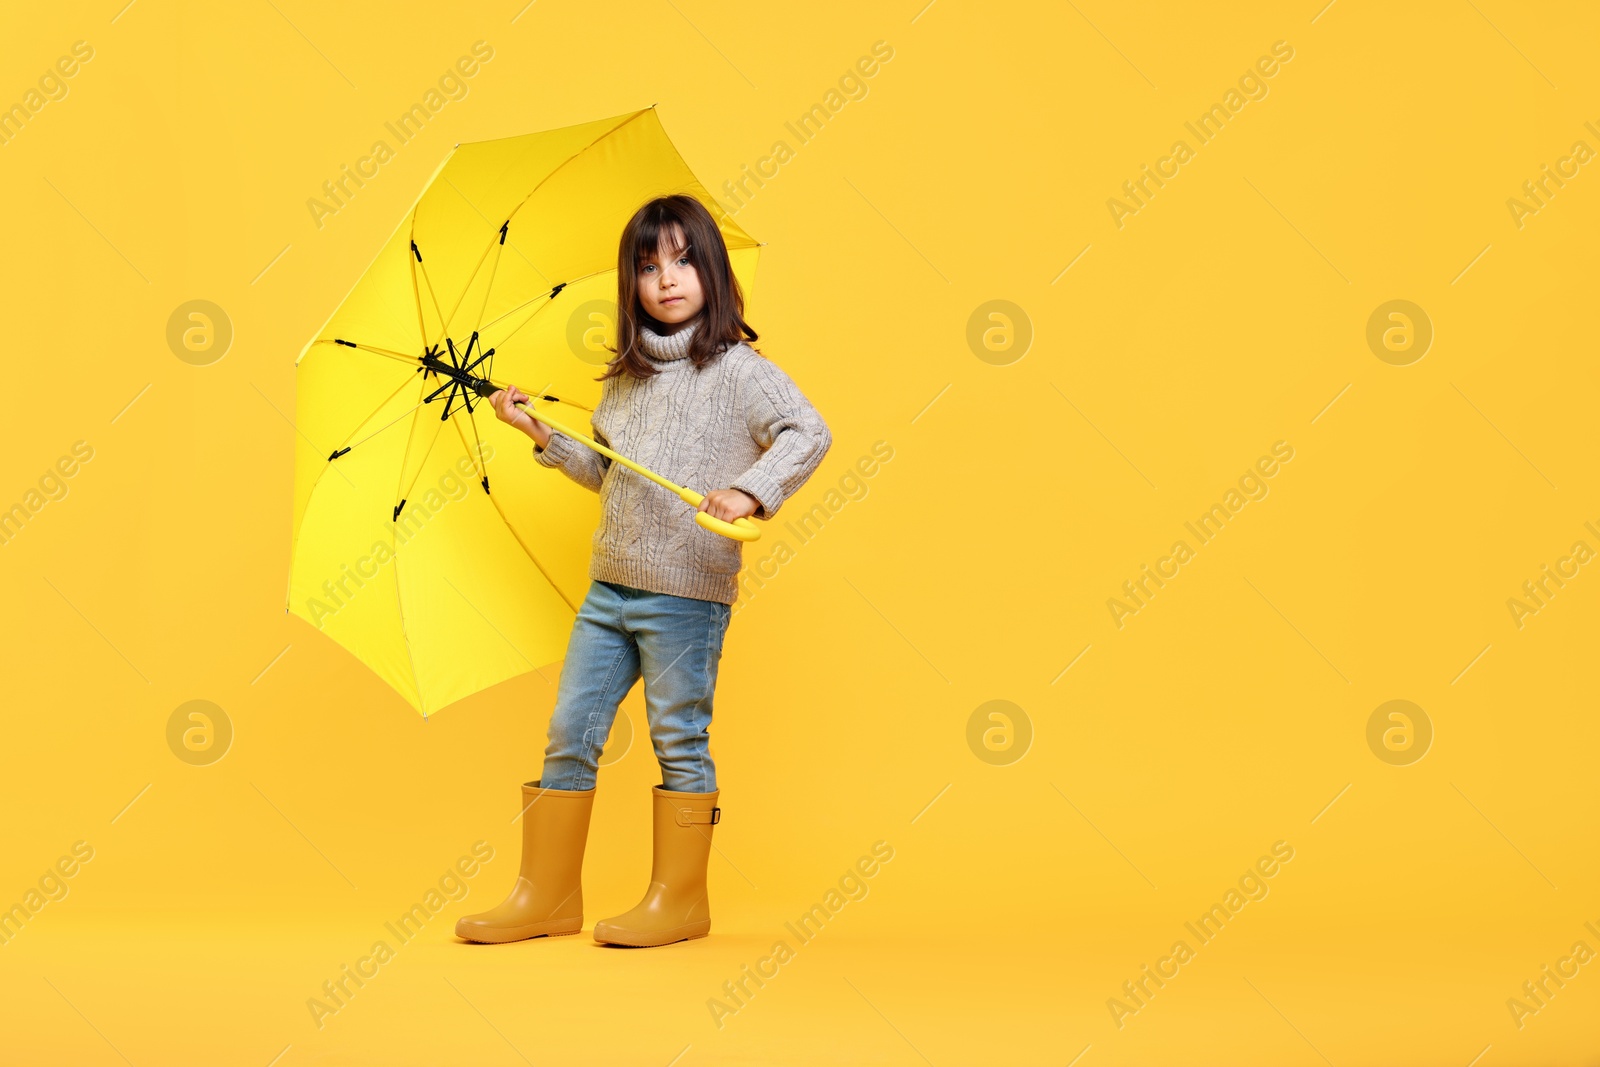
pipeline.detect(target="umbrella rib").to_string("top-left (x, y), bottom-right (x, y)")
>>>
top-left (444, 409), bottom-right (579, 623)
top-left (461, 399), bottom-right (493, 485)
top-left (472, 238), bottom-right (506, 387)
top-left (399, 206), bottom-right (482, 525)
top-left (478, 283), bottom-right (561, 335)
top-left (388, 509), bottom-right (427, 716)
top-left (408, 206), bottom-right (429, 350)
top-left (405, 203), bottom-right (464, 355)
top-left (475, 233), bottom-right (507, 346)
top-left (289, 375), bottom-right (425, 534)
top-left (478, 265), bottom-right (613, 347)
top-left (422, 230), bottom-right (499, 356)
top-left (343, 341), bottom-right (420, 361)
top-left (484, 287), bottom-right (575, 353)
top-left (418, 219), bottom-right (497, 356)
top-left (317, 370), bottom-right (425, 472)
top-left (447, 407), bottom-right (488, 487)
top-left (481, 477), bottom-right (581, 615)
top-left (342, 394), bottom-right (438, 453)
top-left (475, 262), bottom-right (608, 334)
top-left (395, 413), bottom-right (448, 514)
top-left (416, 256), bottom-right (455, 352)
top-left (442, 170), bottom-right (554, 291)
top-left (390, 368), bottom-right (436, 517)
top-left (309, 339), bottom-right (421, 366)
top-left (290, 347), bottom-right (426, 535)
top-left (369, 376), bottom-right (445, 713)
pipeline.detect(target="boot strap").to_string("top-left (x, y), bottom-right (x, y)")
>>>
top-left (674, 805), bottom-right (721, 826)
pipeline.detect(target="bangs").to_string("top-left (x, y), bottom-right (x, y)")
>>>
top-left (633, 220), bottom-right (690, 268)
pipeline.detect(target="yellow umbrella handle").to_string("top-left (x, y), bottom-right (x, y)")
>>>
top-left (517, 401), bottom-right (761, 543)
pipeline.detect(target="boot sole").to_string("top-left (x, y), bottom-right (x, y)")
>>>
top-left (455, 918), bottom-right (583, 943)
top-left (593, 921), bottom-right (710, 947)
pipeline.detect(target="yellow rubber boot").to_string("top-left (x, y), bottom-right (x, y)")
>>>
top-left (593, 786), bottom-right (720, 947)
top-left (455, 782), bottom-right (595, 943)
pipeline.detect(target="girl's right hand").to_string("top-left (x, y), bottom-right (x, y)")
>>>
top-left (490, 385), bottom-right (551, 447)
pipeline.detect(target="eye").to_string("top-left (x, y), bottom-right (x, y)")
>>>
top-left (677, 255), bottom-right (691, 266)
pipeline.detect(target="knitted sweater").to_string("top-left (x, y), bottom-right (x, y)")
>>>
top-left (533, 318), bottom-right (832, 604)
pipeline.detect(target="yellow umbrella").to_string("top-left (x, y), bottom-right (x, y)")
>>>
top-left (287, 106), bottom-right (761, 717)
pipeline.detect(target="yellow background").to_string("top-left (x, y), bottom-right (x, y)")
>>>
top-left (2, 1), bottom-right (1597, 1064)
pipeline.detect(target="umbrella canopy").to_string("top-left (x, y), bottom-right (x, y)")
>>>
top-left (288, 107), bottom-right (761, 716)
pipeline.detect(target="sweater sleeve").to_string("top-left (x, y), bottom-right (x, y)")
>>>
top-left (534, 427), bottom-right (610, 493)
top-left (727, 356), bottom-right (833, 521)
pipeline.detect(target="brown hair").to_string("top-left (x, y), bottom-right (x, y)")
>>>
top-left (598, 194), bottom-right (759, 381)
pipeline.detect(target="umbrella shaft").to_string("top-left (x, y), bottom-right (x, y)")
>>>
top-left (517, 402), bottom-right (698, 505)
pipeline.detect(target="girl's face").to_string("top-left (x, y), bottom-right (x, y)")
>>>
top-left (637, 227), bottom-right (705, 328)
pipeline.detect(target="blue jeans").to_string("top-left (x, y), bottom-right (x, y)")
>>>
top-left (539, 580), bottom-right (732, 793)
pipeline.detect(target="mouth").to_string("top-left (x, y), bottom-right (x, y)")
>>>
top-left (661, 297), bottom-right (683, 306)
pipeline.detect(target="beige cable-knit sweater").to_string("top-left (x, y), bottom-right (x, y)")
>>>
top-left (533, 318), bottom-right (832, 604)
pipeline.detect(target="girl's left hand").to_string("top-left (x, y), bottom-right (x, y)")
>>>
top-left (698, 488), bottom-right (760, 522)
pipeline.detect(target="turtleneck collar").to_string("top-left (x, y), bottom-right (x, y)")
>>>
top-left (638, 316), bottom-right (701, 362)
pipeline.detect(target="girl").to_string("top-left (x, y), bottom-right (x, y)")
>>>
top-left (455, 194), bottom-right (832, 948)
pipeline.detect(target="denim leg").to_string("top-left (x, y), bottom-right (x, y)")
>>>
top-left (633, 592), bottom-right (732, 793)
top-left (539, 581), bottom-right (641, 791)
